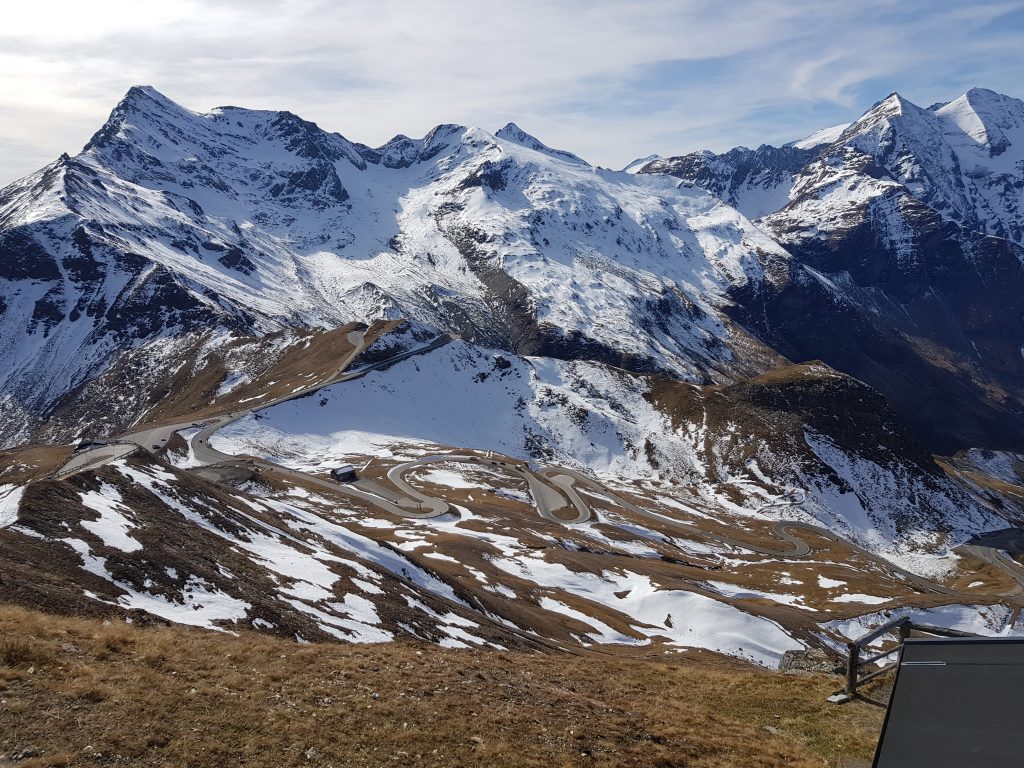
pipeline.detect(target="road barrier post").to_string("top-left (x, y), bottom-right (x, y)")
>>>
top-left (845, 642), bottom-right (860, 698)
top-left (831, 617), bottom-right (982, 704)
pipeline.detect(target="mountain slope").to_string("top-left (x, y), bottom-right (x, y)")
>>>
top-left (3, 331), bottom-right (1018, 665)
top-left (642, 144), bottom-right (813, 220)
top-left (0, 86), bottom-right (790, 448)
top-left (644, 88), bottom-right (1024, 452)
top-left (212, 339), bottom-right (1003, 573)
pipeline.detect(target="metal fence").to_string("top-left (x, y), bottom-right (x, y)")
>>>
top-left (829, 616), bottom-right (978, 704)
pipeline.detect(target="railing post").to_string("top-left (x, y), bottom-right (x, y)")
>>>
top-left (846, 642), bottom-right (860, 698)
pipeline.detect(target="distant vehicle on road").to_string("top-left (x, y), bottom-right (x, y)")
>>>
top-left (330, 465), bottom-right (357, 483)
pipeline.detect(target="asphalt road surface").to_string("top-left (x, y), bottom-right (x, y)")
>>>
top-left (56, 329), bottom-right (373, 478)
top-left (47, 327), bottom-right (1024, 603)
top-left (55, 442), bottom-right (140, 477)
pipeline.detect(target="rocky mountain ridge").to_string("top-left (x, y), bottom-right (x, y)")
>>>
top-left (0, 85), bottom-right (792, 448)
top-left (2, 86), bottom-right (1024, 661)
top-left (645, 87), bottom-right (1024, 453)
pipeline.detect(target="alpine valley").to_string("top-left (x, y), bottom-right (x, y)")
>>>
top-left (3, 85), bottom-right (1024, 667)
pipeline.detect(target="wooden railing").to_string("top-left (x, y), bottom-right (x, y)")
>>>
top-left (829, 616), bottom-right (978, 704)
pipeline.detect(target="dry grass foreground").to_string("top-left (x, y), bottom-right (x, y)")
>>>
top-left (0, 604), bottom-right (882, 767)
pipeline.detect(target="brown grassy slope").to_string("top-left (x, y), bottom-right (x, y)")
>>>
top-left (34, 318), bottom-right (406, 448)
top-left (139, 317), bottom-right (406, 428)
top-left (0, 605), bottom-right (882, 768)
top-left (937, 453), bottom-right (1024, 524)
top-left (646, 361), bottom-right (939, 475)
top-left (0, 445), bottom-right (72, 485)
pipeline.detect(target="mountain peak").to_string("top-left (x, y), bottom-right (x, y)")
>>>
top-left (621, 154), bottom-right (661, 174)
top-left (122, 84), bottom-right (171, 104)
top-left (83, 85), bottom-right (193, 153)
top-left (789, 122), bottom-right (850, 150)
top-left (963, 86), bottom-right (1003, 103)
top-left (495, 122), bottom-right (533, 142)
top-left (114, 85), bottom-right (191, 118)
top-left (938, 87), bottom-right (1018, 119)
top-left (842, 91), bottom-right (938, 141)
top-left (495, 123), bottom-right (587, 165)
top-left (876, 91), bottom-right (916, 114)
top-left (952, 86), bottom-right (1024, 118)
top-left (933, 87), bottom-right (1024, 155)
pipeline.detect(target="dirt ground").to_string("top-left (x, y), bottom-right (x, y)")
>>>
top-left (0, 604), bottom-right (883, 768)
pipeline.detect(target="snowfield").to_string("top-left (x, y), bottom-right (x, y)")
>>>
top-left (9, 454), bottom-right (810, 663)
top-left (3, 85), bottom-right (1024, 667)
top-left (214, 340), bottom-right (669, 477)
top-left (826, 604), bottom-right (1024, 647)
top-left (213, 340), bottom-right (1003, 577)
top-left (492, 553), bottom-right (802, 666)
top-left (0, 484), bottom-right (24, 528)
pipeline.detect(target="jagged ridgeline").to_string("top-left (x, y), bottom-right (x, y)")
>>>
top-left (640, 88), bottom-right (1024, 453)
top-left (0, 85), bottom-right (787, 448)
top-left (2, 86), bottom-right (1024, 661)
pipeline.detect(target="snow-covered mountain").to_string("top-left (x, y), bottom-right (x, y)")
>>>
top-left (842, 88), bottom-right (1024, 243)
top-left (788, 123), bottom-right (851, 151)
top-left (0, 86), bottom-right (791, 447)
top-left (650, 87), bottom-right (1024, 242)
top-left (642, 145), bottom-right (813, 220)
top-left (3, 85), bottom-right (1024, 660)
top-left (644, 87), bottom-right (1024, 453)
top-left (621, 154), bottom-right (662, 174)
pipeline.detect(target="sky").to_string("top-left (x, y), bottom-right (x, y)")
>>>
top-left (2, 0), bottom-right (1024, 184)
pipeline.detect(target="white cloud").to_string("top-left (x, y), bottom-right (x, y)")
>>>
top-left (1, 0), bottom-right (1023, 182)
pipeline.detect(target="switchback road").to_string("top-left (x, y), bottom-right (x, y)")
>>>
top-left (49, 328), bottom-right (1024, 602)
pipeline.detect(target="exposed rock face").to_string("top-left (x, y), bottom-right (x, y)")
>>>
top-left (643, 144), bottom-right (813, 219)
top-left (778, 648), bottom-right (836, 674)
top-left (644, 88), bottom-right (1024, 453)
top-left (644, 361), bottom-right (997, 549)
top-left (0, 86), bottom-right (790, 448)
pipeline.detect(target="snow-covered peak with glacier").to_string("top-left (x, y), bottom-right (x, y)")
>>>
top-left (0, 86), bottom-right (789, 447)
top-left (788, 123), bottom-right (850, 150)
top-left (643, 88), bottom-right (1024, 454)
top-left (494, 122), bottom-right (588, 165)
top-left (932, 87), bottom-right (1024, 157)
top-left (72, 85), bottom-right (787, 348)
top-left (644, 87), bottom-right (1024, 244)
top-left (794, 88), bottom-right (1024, 243)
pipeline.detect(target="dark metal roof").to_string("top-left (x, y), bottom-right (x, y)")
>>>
top-left (873, 637), bottom-right (1024, 767)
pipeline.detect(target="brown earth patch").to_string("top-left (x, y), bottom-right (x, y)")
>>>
top-left (137, 319), bottom-right (383, 429)
top-left (0, 445), bottom-right (73, 484)
top-left (0, 603), bottom-right (883, 767)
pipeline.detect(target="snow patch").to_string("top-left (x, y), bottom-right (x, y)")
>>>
top-left (0, 485), bottom-right (25, 528)
top-left (79, 484), bottom-right (142, 552)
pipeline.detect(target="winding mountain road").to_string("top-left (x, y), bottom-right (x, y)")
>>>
top-left (319, 453), bottom-right (1006, 596)
top-left (50, 327), bottom-right (1024, 602)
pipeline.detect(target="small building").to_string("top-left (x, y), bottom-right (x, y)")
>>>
top-left (73, 438), bottom-right (108, 453)
top-left (330, 464), bottom-right (357, 483)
